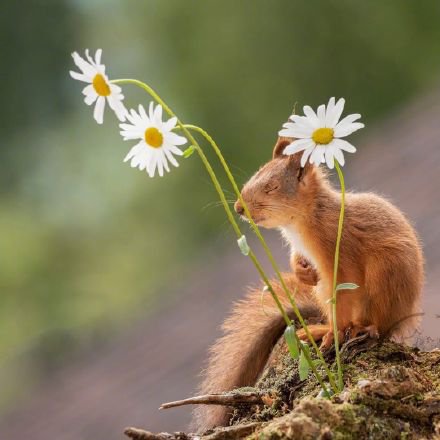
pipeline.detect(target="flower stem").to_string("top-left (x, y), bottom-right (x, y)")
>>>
top-left (183, 124), bottom-right (338, 393)
top-left (333, 160), bottom-right (346, 391)
top-left (111, 78), bottom-right (334, 395)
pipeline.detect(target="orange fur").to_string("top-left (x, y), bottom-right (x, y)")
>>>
top-left (193, 135), bottom-right (424, 431)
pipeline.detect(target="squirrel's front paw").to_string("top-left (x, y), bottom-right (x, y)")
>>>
top-left (295, 257), bottom-right (319, 286)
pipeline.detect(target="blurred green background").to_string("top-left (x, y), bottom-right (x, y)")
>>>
top-left (1, 0), bottom-right (440, 418)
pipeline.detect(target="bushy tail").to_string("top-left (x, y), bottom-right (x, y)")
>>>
top-left (192, 274), bottom-right (322, 432)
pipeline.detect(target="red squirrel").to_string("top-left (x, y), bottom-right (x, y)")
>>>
top-left (193, 136), bottom-right (424, 431)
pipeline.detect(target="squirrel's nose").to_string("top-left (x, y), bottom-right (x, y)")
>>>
top-left (234, 200), bottom-right (244, 215)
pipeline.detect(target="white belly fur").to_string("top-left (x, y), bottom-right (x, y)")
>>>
top-left (279, 226), bottom-right (317, 267)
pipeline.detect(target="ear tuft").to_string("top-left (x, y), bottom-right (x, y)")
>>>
top-left (272, 136), bottom-right (293, 159)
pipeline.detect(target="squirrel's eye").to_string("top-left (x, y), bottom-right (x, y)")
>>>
top-left (264, 185), bottom-right (279, 194)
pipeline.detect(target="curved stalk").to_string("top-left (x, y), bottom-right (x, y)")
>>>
top-left (183, 124), bottom-right (338, 392)
top-left (333, 161), bottom-right (346, 390)
top-left (111, 78), bottom-right (333, 395)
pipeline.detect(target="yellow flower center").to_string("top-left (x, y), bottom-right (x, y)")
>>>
top-left (92, 74), bottom-right (111, 96)
top-left (312, 127), bottom-right (334, 145)
top-left (144, 127), bottom-right (163, 148)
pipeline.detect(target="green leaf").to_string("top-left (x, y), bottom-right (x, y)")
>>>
top-left (237, 235), bottom-right (250, 256)
top-left (299, 343), bottom-right (311, 381)
top-left (284, 325), bottom-right (299, 359)
top-left (336, 283), bottom-right (359, 291)
top-left (183, 145), bottom-right (196, 158)
top-left (326, 298), bottom-right (336, 305)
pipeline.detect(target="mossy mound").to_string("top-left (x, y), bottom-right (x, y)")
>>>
top-left (229, 338), bottom-right (440, 439)
top-left (125, 339), bottom-right (440, 440)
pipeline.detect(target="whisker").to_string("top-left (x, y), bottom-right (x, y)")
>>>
top-left (201, 199), bottom-right (236, 212)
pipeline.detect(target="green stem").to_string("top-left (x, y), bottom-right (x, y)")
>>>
top-left (333, 161), bottom-right (346, 391)
top-left (111, 78), bottom-right (332, 394)
top-left (183, 124), bottom-right (338, 393)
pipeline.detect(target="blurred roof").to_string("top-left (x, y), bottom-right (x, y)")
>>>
top-left (1, 87), bottom-right (439, 439)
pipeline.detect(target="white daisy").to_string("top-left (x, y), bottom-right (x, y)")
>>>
top-left (70, 49), bottom-right (126, 124)
top-left (279, 97), bottom-right (364, 169)
top-left (120, 102), bottom-right (187, 177)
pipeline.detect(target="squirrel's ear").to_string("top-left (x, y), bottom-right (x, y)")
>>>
top-left (284, 150), bottom-right (312, 182)
top-left (272, 136), bottom-right (293, 159)
top-left (289, 152), bottom-right (313, 182)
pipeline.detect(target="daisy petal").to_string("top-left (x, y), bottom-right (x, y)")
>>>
top-left (85, 48), bottom-right (95, 66)
top-left (71, 52), bottom-right (95, 77)
top-left (310, 145), bottom-right (325, 166)
top-left (303, 105), bottom-right (320, 127)
top-left (334, 122), bottom-right (364, 138)
top-left (147, 152), bottom-right (158, 177)
top-left (283, 139), bottom-right (314, 155)
top-left (335, 113), bottom-right (361, 127)
top-left (165, 132), bottom-right (187, 146)
top-left (107, 95), bottom-right (127, 122)
top-left (326, 98), bottom-right (345, 127)
top-left (82, 84), bottom-right (95, 97)
top-left (325, 144), bottom-right (335, 169)
top-left (325, 97), bottom-right (335, 127)
top-left (163, 116), bottom-right (178, 131)
top-left (109, 83), bottom-right (122, 94)
top-left (140, 104), bottom-right (148, 120)
top-left (148, 102), bottom-right (154, 119)
top-left (70, 70), bottom-right (89, 82)
top-left (169, 145), bottom-right (184, 156)
top-left (163, 147), bottom-right (179, 168)
top-left (160, 150), bottom-right (171, 173)
top-left (289, 115), bottom-right (316, 129)
top-left (153, 104), bottom-right (163, 125)
top-left (333, 147), bottom-right (345, 166)
top-left (93, 96), bottom-right (106, 124)
top-left (84, 94), bottom-right (97, 106)
top-left (279, 125), bottom-right (314, 139)
top-left (157, 153), bottom-right (164, 177)
top-left (333, 138), bottom-right (357, 153)
top-left (124, 142), bottom-right (144, 162)
top-left (301, 145), bottom-right (315, 167)
top-left (95, 48), bottom-right (102, 66)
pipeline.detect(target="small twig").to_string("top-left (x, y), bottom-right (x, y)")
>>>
top-left (204, 422), bottom-right (262, 440)
top-left (124, 428), bottom-right (164, 440)
top-left (124, 428), bottom-right (190, 440)
top-left (160, 392), bottom-right (263, 410)
top-left (123, 422), bottom-right (262, 440)
top-left (340, 333), bottom-right (378, 363)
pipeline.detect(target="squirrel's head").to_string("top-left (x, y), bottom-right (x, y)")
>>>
top-left (234, 136), bottom-right (320, 229)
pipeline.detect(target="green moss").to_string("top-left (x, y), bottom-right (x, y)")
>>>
top-left (231, 340), bottom-right (440, 439)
